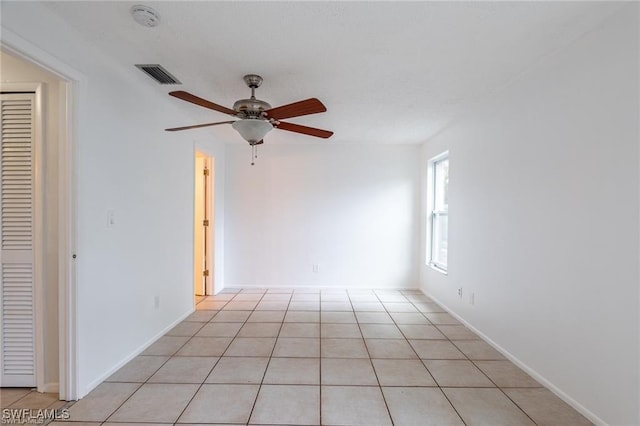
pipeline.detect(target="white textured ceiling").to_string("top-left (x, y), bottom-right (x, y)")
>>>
top-left (42, 1), bottom-right (623, 145)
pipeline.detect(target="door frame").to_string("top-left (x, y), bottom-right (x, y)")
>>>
top-left (194, 151), bottom-right (214, 296)
top-left (1, 29), bottom-right (81, 400)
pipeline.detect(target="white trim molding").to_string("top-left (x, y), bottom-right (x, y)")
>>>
top-left (1, 27), bottom-right (82, 401)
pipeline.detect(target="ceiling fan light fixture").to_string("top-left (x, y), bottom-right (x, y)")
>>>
top-left (232, 119), bottom-right (273, 144)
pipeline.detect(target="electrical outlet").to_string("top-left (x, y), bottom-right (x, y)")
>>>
top-left (154, 296), bottom-right (160, 309)
top-left (312, 264), bottom-right (320, 273)
top-left (457, 288), bottom-right (463, 298)
top-left (470, 293), bottom-right (475, 305)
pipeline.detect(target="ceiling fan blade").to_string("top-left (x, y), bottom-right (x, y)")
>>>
top-left (265, 98), bottom-right (327, 120)
top-left (165, 120), bottom-right (235, 132)
top-left (276, 121), bottom-right (333, 139)
top-left (169, 91), bottom-right (237, 116)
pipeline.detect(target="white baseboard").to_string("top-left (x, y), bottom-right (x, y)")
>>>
top-left (421, 290), bottom-right (607, 426)
top-left (80, 308), bottom-right (194, 398)
top-left (223, 283), bottom-right (420, 290)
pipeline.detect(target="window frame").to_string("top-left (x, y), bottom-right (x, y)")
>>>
top-left (427, 152), bottom-right (449, 274)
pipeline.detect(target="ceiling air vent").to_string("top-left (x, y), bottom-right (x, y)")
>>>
top-left (135, 64), bottom-right (181, 85)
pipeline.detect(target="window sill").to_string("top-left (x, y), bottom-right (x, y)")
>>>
top-left (428, 263), bottom-right (448, 275)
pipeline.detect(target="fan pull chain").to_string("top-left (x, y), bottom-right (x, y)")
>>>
top-left (250, 144), bottom-right (259, 166)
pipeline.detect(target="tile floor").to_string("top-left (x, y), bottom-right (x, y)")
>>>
top-left (1, 288), bottom-right (593, 425)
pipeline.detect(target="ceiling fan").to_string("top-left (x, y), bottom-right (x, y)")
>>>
top-left (166, 74), bottom-right (333, 152)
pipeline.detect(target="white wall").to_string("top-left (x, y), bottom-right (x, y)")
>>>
top-left (1, 50), bottom-right (61, 391)
top-left (420, 5), bottom-right (638, 425)
top-left (225, 143), bottom-right (420, 289)
top-left (1, 3), bottom-right (217, 397)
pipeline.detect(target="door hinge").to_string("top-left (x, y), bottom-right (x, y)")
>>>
top-left (203, 219), bottom-right (209, 227)
top-left (203, 168), bottom-right (210, 176)
top-left (203, 270), bottom-right (210, 277)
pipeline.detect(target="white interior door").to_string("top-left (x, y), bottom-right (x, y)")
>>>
top-left (0, 93), bottom-right (36, 387)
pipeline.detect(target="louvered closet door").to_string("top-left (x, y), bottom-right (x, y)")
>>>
top-left (0, 93), bottom-right (36, 387)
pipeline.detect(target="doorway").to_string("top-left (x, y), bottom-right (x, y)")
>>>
top-left (194, 152), bottom-right (214, 298)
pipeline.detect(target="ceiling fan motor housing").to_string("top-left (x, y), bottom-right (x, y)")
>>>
top-left (233, 98), bottom-right (272, 118)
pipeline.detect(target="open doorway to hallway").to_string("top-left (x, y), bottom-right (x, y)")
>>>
top-left (194, 152), bottom-right (214, 302)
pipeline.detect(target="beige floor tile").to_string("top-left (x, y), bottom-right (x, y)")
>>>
top-left (248, 310), bottom-right (286, 322)
top-left (177, 384), bottom-right (259, 424)
top-left (414, 302), bottom-right (447, 313)
top-left (183, 310), bottom-right (216, 322)
top-left (355, 312), bottom-right (394, 324)
top-left (321, 302), bottom-right (352, 311)
top-left (436, 325), bottom-right (479, 340)
top-left (405, 294), bottom-right (434, 303)
top-left (203, 293), bottom-right (235, 301)
top-left (376, 293), bottom-right (409, 303)
top-left (0, 388), bottom-right (32, 407)
top-left (424, 360), bottom-right (494, 387)
top-left (108, 383), bottom-right (198, 423)
top-left (383, 302), bottom-right (418, 313)
top-left (51, 423), bottom-right (100, 426)
top-left (250, 385), bottom-right (320, 425)
top-left (321, 338), bottom-right (369, 358)
top-left (291, 293), bottom-right (320, 301)
top-left (67, 382), bottom-right (140, 422)
top-left (474, 361), bottom-right (541, 387)
top-left (238, 322), bottom-right (281, 337)
top-left (175, 337), bottom-right (232, 356)
top-left (349, 295), bottom-right (379, 303)
top-left (261, 293), bottom-right (291, 301)
top-left (263, 358), bottom-right (320, 384)
top-left (210, 310), bottom-right (251, 322)
top-left (453, 340), bottom-right (506, 360)
top-left (288, 301), bottom-right (320, 311)
top-left (147, 356), bottom-right (218, 383)
top-left (399, 324), bottom-right (447, 339)
top-left (390, 312), bottom-right (430, 324)
top-left (443, 388), bottom-right (535, 425)
top-left (165, 321), bottom-right (204, 337)
top-left (409, 340), bottom-right (467, 359)
top-left (279, 322), bottom-right (320, 338)
top-left (321, 386), bottom-right (392, 426)
top-left (8, 392), bottom-right (59, 408)
top-left (503, 388), bottom-right (593, 426)
top-left (141, 336), bottom-right (189, 356)
top-left (225, 337), bottom-right (276, 357)
top-left (240, 288), bottom-right (267, 293)
top-left (272, 337), bottom-right (320, 357)
top-left (223, 301), bottom-right (258, 310)
top-left (425, 313), bottom-right (461, 325)
top-left (106, 355), bottom-right (168, 382)
top-left (196, 322), bottom-right (243, 337)
top-left (321, 311), bottom-right (357, 323)
top-left (360, 323), bottom-right (404, 339)
top-left (205, 357), bottom-right (269, 384)
top-left (365, 338), bottom-right (418, 359)
top-left (196, 301), bottom-right (227, 310)
top-left (382, 387), bottom-right (464, 426)
top-left (321, 323), bottom-right (362, 338)
top-left (372, 359), bottom-right (436, 386)
top-left (321, 358), bottom-right (378, 385)
top-left (284, 311), bottom-right (320, 323)
top-left (103, 423), bottom-right (167, 426)
top-left (352, 302), bottom-right (386, 311)
top-left (255, 301), bottom-right (290, 310)
top-left (233, 293), bottom-right (264, 301)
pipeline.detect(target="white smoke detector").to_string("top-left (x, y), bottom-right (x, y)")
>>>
top-left (131, 5), bottom-right (160, 27)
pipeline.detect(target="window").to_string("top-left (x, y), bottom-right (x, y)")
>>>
top-left (428, 153), bottom-right (448, 272)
